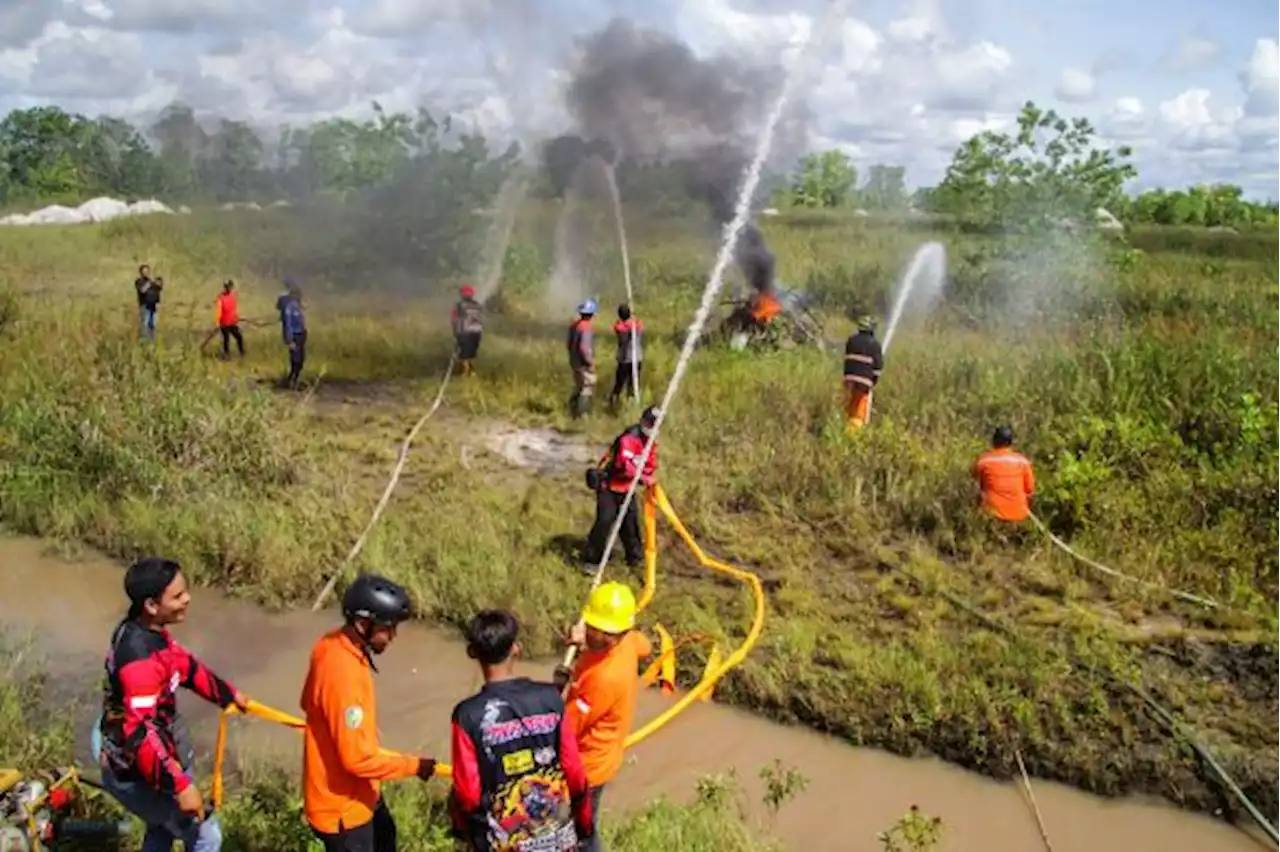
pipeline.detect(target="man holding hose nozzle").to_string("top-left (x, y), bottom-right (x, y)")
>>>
top-left (607, 303), bottom-right (643, 409)
top-left (581, 406), bottom-right (660, 575)
top-left (301, 574), bottom-right (437, 852)
top-left (94, 557), bottom-right (251, 852)
top-left (562, 582), bottom-right (652, 852)
top-left (451, 284), bottom-right (484, 377)
top-left (842, 316), bottom-right (884, 433)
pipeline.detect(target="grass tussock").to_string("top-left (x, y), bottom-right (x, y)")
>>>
top-left (0, 206), bottom-right (1275, 823)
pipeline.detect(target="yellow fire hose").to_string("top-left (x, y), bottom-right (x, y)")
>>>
top-left (211, 482), bottom-right (765, 807)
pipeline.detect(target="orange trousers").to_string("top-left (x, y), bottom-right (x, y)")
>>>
top-left (844, 384), bottom-right (871, 432)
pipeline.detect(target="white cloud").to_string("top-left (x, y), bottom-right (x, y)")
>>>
top-left (1239, 38), bottom-right (1279, 118)
top-left (0, 1), bottom-right (1274, 197)
top-left (1054, 67), bottom-right (1096, 104)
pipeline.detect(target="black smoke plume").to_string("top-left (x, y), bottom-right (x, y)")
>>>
top-left (554, 17), bottom-right (803, 294)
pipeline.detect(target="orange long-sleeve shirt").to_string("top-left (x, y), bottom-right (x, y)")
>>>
top-left (565, 630), bottom-right (652, 787)
top-left (300, 628), bottom-right (419, 834)
top-left (971, 447), bottom-right (1035, 522)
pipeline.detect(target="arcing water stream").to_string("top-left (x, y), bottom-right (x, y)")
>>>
top-left (474, 172), bottom-right (529, 303)
top-left (604, 163), bottom-right (640, 400)
top-left (882, 241), bottom-right (948, 353)
top-left (0, 538), bottom-right (1264, 852)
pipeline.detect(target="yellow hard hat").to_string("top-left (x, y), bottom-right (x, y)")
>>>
top-left (582, 582), bottom-right (637, 635)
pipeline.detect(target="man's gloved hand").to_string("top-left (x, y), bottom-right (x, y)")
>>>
top-left (416, 758), bottom-right (437, 780)
top-left (552, 664), bottom-right (573, 691)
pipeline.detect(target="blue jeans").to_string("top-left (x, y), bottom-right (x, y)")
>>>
top-left (139, 307), bottom-right (157, 341)
top-left (93, 717), bottom-right (222, 852)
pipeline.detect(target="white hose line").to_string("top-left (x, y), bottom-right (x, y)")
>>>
top-left (1028, 512), bottom-right (1223, 611)
top-left (310, 351), bottom-right (458, 611)
top-left (575, 0), bottom-right (848, 604)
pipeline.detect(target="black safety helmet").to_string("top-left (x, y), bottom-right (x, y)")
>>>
top-left (342, 574), bottom-right (412, 627)
top-left (640, 405), bottom-right (661, 428)
top-left (992, 425), bottom-right (1015, 447)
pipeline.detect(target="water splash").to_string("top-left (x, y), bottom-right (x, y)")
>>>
top-left (604, 163), bottom-right (639, 400)
top-left (586, 0), bottom-right (848, 577)
top-left (882, 241), bottom-right (947, 353)
top-left (474, 173), bottom-right (528, 303)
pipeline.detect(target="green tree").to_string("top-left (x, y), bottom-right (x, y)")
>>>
top-left (789, 150), bottom-right (858, 209)
top-left (0, 106), bottom-right (96, 201)
top-left (932, 101), bottom-right (1137, 230)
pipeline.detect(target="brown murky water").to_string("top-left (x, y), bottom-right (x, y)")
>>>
top-left (0, 537), bottom-right (1267, 852)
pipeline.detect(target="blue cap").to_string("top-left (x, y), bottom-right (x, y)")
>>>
top-left (578, 299), bottom-right (598, 315)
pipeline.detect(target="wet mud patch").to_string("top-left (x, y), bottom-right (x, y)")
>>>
top-left (1163, 638), bottom-right (1280, 704)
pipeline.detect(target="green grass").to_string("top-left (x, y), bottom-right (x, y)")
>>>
top-left (0, 641), bottom-right (789, 851)
top-left (0, 204), bottom-right (1275, 827)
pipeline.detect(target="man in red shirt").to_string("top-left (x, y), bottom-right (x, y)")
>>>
top-left (581, 406), bottom-right (659, 573)
top-left (95, 558), bottom-right (250, 852)
top-left (970, 425), bottom-right (1036, 523)
top-left (215, 280), bottom-right (244, 359)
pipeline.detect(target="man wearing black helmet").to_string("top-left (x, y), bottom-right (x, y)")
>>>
top-left (300, 574), bottom-right (437, 852)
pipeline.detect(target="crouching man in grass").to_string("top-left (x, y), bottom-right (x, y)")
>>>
top-left (449, 610), bottom-right (594, 851)
top-left (94, 558), bottom-right (250, 852)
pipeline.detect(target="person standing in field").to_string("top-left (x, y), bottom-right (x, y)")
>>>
top-left (280, 280), bottom-right (308, 389)
top-left (607, 304), bottom-right (643, 409)
top-left (94, 557), bottom-right (250, 852)
top-left (300, 574), bottom-right (437, 852)
top-left (215, 280), bottom-right (245, 359)
top-left (970, 425), bottom-right (1036, 523)
top-left (135, 265), bottom-right (163, 342)
top-left (563, 582), bottom-right (653, 852)
top-left (567, 300), bottom-right (598, 418)
top-left (842, 316), bottom-right (884, 433)
top-left (448, 610), bottom-right (594, 852)
top-left (450, 284), bottom-right (484, 377)
top-left (581, 406), bottom-right (659, 574)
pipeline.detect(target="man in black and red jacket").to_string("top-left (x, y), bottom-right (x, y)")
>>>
top-left (581, 406), bottom-right (660, 574)
top-left (449, 610), bottom-right (593, 852)
top-left (94, 557), bottom-right (249, 852)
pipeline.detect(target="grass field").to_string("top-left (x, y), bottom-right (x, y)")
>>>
top-left (0, 201), bottom-right (1275, 831)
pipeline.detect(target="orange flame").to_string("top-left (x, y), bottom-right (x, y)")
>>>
top-left (748, 291), bottom-right (783, 324)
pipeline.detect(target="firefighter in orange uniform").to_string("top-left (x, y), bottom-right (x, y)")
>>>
top-left (842, 316), bottom-right (884, 432)
top-left (970, 425), bottom-right (1036, 523)
top-left (300, 574), bottom-right (437, 852)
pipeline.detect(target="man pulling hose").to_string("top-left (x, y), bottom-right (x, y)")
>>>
top-left (301, 574), bottom-right (437, 852)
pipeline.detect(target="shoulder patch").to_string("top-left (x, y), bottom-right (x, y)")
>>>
top-left (344, 705), bottom-right (365, 730)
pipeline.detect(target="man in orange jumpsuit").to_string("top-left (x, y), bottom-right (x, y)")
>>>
top-left (970, 425), bottom-right (1036, 523)
top-left (564, 582), bottom-right (652, 852)
top-left (300, 574), bottom-right (437, 852)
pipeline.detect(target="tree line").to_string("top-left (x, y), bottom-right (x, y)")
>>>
top-left (1, 99), bottom-right (1275, 232)
top-left (783, 102), bottom-right (1278, 230)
